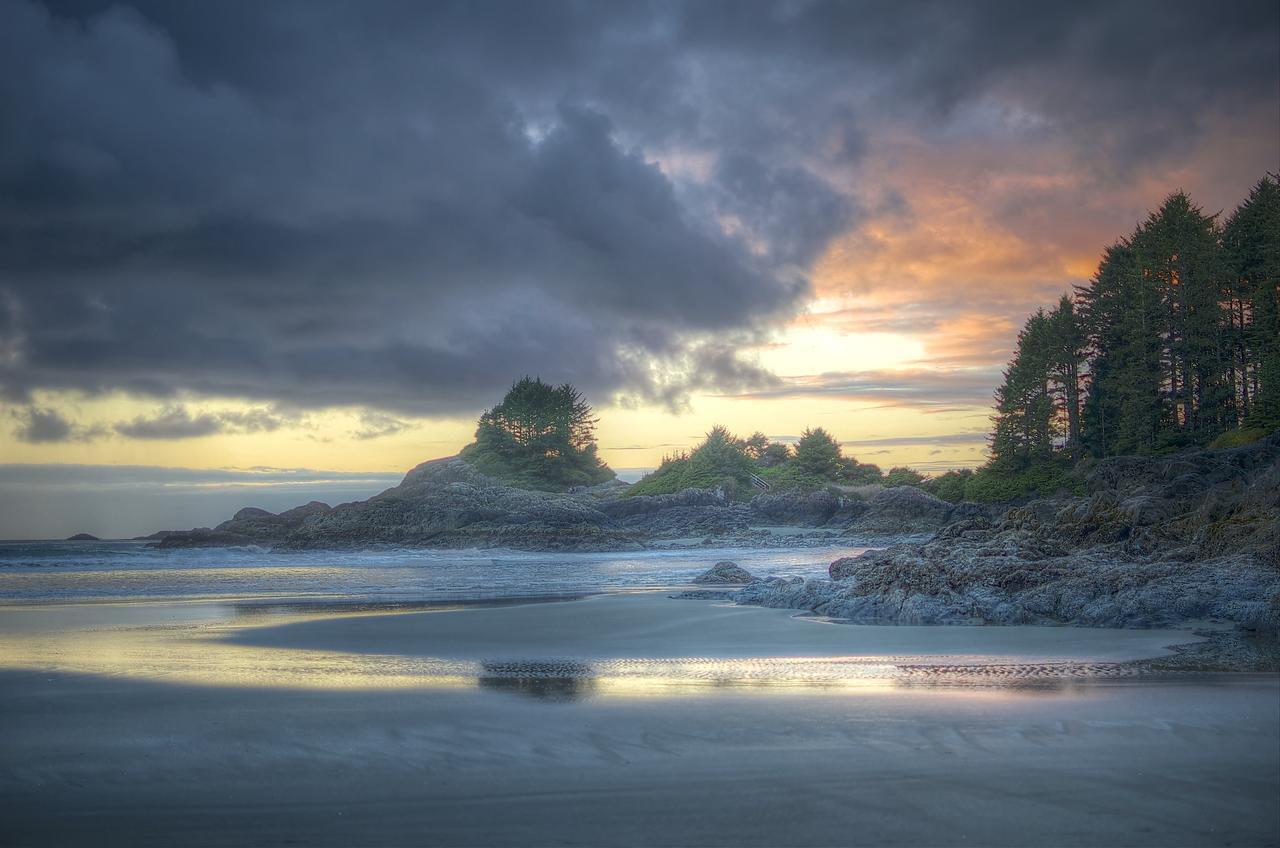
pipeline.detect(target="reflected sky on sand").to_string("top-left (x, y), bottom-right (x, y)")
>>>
top-left (0, 594), bottom-right (1202, 700)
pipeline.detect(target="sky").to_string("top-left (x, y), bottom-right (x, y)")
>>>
top-left (1, 0), bottom-right (1278, 538)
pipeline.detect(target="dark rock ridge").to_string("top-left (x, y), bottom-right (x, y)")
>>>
top-left (152, 457), bottom-right (962, 551)
top-left (65, 533), bottom-right (99, 541)
top-left (735, 434), bottom-right (1280, 631)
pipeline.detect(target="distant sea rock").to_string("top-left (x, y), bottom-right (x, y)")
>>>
top-left (735, 434), bottom-right (1280, 632)
top-left (65, 533), bottom-right (100, 541)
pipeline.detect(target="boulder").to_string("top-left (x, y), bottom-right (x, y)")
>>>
top-left (828, 555), bottom-right (864, 581)
top-left (692, 561), bottom-right (756, 584)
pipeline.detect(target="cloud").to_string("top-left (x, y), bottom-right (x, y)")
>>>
top-left (349, 412), bottom-right (413, 441)
top-left (112, 404), bottom-right (295, 440)
top-left (10, 405), bottom-right (104, 443)
top-left (0, 2), bottom-right (806, 415)
top-left (0, 463), bottom-right (404, 489)
top-left (840, 432), bottom-right (989, 448)
top-left (0, 0), bottom-right (1273, 424)
top-left (736, 367), bottom-right (1002, 409)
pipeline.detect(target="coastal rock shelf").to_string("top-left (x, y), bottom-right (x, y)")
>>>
top-left (734, 435), bottom-right (1280, 633)
top-left (150, 456), bottom-right (967, 552)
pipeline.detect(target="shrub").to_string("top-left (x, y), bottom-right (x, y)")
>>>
top-left (962, 459), bottom-right (1084, 503)
top-left (1209, 427), bottom-right (1271, 449)
top-left (625, 425), bottom-right (758, 497)
top-left (883, 466), bottom-right (925, 487)
top-left (925, 469), bottom-right (973, 502)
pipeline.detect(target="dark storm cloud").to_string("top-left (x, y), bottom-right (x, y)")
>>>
top-left (1, 0), bottom-right (1274, 416)
top-left (350, 412), bottom-right (413, 441)
top-left (9, 405), bottom-right (99, 443)
top-left (113, 406), bottom-right (228, 440)
top-left (112, 405), bottom-right (294, 439)
top-left (7, 400), bottom-right (296, 442)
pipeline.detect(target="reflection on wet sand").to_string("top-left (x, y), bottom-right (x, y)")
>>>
top-left (0, 603), bottom-right (1159, 699)
top-left (228, 595), bottom-right (593, 620)
top-left (478, 660), bottom-right (599, 701)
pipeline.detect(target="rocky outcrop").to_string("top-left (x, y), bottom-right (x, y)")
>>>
top-left (692, 561), bottom-right (756, 584)
top-left (599, 488), bottom-right (752, 540)
top-left (65, 533), bottom-right (100, 541)
top-left (152, 457), bottom-right (976, 552)
top-left (749, 489), bottom-right (867, 526)
top-left (737, 434), bottom-right (1280, 632)
top-left (845, 486), bottom-right (970, 535)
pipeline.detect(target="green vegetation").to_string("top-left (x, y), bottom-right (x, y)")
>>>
top-left (626, 425), bottom-right (891, 498)
top-left (625, 425), bottom-right (760, 497)
top-left (975, 174), bottom-right (1279, 500)
top-left (459, 377), bottom-right (614, 491)
top-left (1208, 427), bottom-right (1271, 450)
top-left (922, 469), bottom-right (972, 503)
top-left (958, 461), bottom-right (1084, 503)
top-left (992, 174), bottom-right (1279, 468)
top-left (884, 466), bottom-right (926, 487)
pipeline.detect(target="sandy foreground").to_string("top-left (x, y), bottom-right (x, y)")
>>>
top-left (0, 592), bottom-right (1277, 846)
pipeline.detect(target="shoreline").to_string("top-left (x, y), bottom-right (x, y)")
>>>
top-left (2, 582), bottom-right (1276, 847)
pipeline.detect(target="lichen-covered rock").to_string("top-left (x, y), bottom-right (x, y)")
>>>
top-left (692, 561), bottom-right (756, 584)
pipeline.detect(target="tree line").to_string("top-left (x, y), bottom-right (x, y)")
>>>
top-left (626, 425), bottom-right (923, 498)
top-left (990, 174), bottom-right (1279, 469)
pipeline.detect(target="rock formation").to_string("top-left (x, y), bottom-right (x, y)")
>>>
top-left (692, 561), bottom-right (756, 584)
top-left (737, 434), bottom-right (1280, 631)
top-left (152, 456), bottom-right (959, 551)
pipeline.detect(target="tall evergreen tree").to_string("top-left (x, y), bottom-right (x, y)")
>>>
top-left (1046, 295), bottom-right (1086, 456)
top-left (991, 309), bottom-right (1056, 467)
top-left (1077, 240), bottom-right (1162, 456)
top-left (993, 175), bottom-right (1277, 468)
top-left (1131, 191), bottom-right (1226, 442)
top-left (1222, 174), bottom-right (1280, 429)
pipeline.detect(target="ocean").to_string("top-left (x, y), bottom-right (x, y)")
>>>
top-left (0, 540), bottom-right (863, 604)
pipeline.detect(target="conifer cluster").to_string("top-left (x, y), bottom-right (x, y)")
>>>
top-left (990, 175), bottom-right (1279, 467)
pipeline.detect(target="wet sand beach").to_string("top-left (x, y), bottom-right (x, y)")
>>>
top-left (1, 592), bottom-right (1277, 846)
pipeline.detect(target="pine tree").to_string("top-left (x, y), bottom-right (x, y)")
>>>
top-left (990, 310), bottom-right (1057, 467)
top-left (1046, 295), bottom-right (1086, 457)
top-left (465, 377), bottom-right (611, 489)
top-left (1131, 192), bottom-right (1227, 443)
top-left (1077, 240), bottom-right (1162, 456)
top-left (1222, 174), bottom-right (1280, 429)
top-left (793, 427), bottom-right (843, 478)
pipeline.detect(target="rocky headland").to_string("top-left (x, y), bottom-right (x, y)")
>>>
top-left (152, 457), bottom-right (969, 551)
top-left (732, 434), bottom-right (1280, 633)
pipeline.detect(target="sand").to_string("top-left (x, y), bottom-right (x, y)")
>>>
top-left (0, 593), bottom-right (1277, 846)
